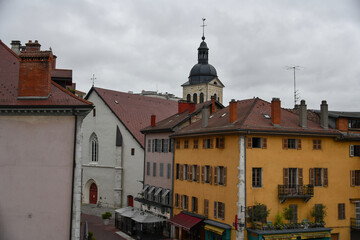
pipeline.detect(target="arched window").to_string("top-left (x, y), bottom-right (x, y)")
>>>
top-left (186, 94), bottom-right (191, 102)
top-left (90, 133), bottom-right (98, 162)
top-left (199, 92), bottom-right (204, 103)
top-left (193, 93), bottom-right (198, 104)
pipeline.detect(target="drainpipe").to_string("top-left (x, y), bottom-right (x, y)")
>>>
top-left (69, 114), bottom-right (77, 240)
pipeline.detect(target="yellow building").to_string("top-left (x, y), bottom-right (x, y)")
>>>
top-left (171, 97), bottom-right (360, 240)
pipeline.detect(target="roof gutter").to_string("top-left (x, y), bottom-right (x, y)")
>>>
top-left (171, 128), bottom-right (342, 138)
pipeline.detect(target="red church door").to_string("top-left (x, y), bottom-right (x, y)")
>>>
top-left (127, 195), bottom-right (133, 207)
top-left (89, 183), bottom-right (98, 204)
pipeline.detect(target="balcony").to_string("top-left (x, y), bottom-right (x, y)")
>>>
top-left (278, 185), bottom-right (314, 203)
top-left (351, 218), bottom-right (360, 230)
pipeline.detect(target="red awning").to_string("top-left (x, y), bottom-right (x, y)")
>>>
top-left (168, 213), bottom-right (203, 231)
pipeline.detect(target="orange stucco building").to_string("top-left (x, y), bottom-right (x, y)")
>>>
top-left (171, 97), bottom-right (360, 240)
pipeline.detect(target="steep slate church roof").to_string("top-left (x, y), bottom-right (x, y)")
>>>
top-left (182, 36), bottom-right (224, 87)
top-left (87, 87), bottom-right (178, 147)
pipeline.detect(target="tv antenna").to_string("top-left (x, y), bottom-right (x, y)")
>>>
top-left (285, 66), bottom-right (302, 107)
top-left (91, 74), bottom-right (96, 87)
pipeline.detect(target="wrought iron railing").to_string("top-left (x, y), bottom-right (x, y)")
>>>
top-left (278, 185), bottom-right (314, 203)
top-left (351, 218), bottom-right (360, 230)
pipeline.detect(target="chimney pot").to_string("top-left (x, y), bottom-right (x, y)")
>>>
top-left (320, 100), bottom-right (328, 129)
top-left (151, 115), bottom-right (156, 127)
top-left (299, 99), bottom-right (307, 128)
top-left (229, 99), bottom-right (238, 123)
top-left (271, 98), bottom-right (281, 125)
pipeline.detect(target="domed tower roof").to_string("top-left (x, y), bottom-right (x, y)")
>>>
top-left (188, 36), bottom-right (218, 85)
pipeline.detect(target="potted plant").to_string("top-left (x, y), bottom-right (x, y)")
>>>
top-left (283, 207), bottom-right (295, 224)
top-left (101, 211), bottom-right (112, 225)
top-left (251, 203), bottom-right (270, 229)
top-left (274, 212), bottom-right (284, 229)
top-left (310, 204), bottom-right (326, 226)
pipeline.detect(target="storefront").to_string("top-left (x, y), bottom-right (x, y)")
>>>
top-left (247, 227), bottom-right (332, 240)
top-left (204, 219), bottom-right (231, 240)
top-left (168, 211), bottom-right (205, 240)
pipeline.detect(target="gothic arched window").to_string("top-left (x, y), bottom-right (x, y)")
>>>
top-left (90, 133), bottom-right (98, 162)
top-left (186, 94), bottom-right (191, 102)
top-left (199, 92), bottom-right (204, 103)
top-left (193, 93), bottom-right (198, 104)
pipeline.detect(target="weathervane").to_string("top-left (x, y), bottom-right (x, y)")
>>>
top-left (91, 74), bottom-right (96, 87)
top-left (201, 18), bottom-right (207, 40)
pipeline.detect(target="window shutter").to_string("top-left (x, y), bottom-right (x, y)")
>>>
top-left (247, 137), bottom-right (252, 148)
top-left (196, 166), bottom-right (200, 183)
top-left (298, 168), bottom-right (303, 186)
top-left (216, 138), bottom-right (219, 148)
top-left (201, 166), bottom-right (205, 183)
top-left (214, 166), bottom-right (218, 185)
top-left (204, 199), bottom-right (209, 217)
top-left (297, 139), bottom-right (302, 150)
top-left (283, 168), bottom-right (289, 185)
top-left (214, 201), bottom-right (218, 218)
top-left (152, 139), bottom-right (155, 152)
top-left (179, 165), bottom-right (183, 181)
top-left (283, 138), bottom-right (288, 149)
top-left (351, 170), bottom-right (355, 186)
top-left (203, 139), bottom-right (205, 148)
top-left (188, 165), bottom-right (192, 182)
top-left (262, 138), bottom-right (267, 149)
top-left (210, 138), bottom-right (214, 148)
top-left (309, 168), bottom-right (314, 186)
top-left (175, 194), bottom-right (179, 207)
top-left (223, 167), bottom-right (227, 186)
top-left (209, 166), bottom-right (213, 184)
top-left (185, 196), bottom-right (188, 210)
top-left (221, 203), bottom-right (225, 220)
top-left (323, 168), bottom-right (328, 187)
top-left (350, 145), bottom-right (354, 157)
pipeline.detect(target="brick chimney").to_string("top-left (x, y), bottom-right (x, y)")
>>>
top-left (299, 100), bottom-right (307, 128)
top-left (24, 40), bottom-right (41, 52)
top-left (178, 100), bottom-right (195, 114)
top-left (271, 98), bottom-right (281, 125)
top-left (320, 100), bottom-right (328, 129)
top-left (151, 115), bottom-right (156, 127)
top-left (202, 106), bottom-right (209, 128)
top-left (336, 118), bottom-right (348, 132)
top-left (18, 40), bottom-right (53, 99)
top-left (10, 40), bottom-right (21, 55)
top-left (229, 99), bottom-right (237, 123)
top-left (211, 96), bottom-right (216, 114)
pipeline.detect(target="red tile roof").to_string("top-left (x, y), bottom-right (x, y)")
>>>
top-left (91, 87), bottom-right (178, 147)
top-left (141, 100), bottom-right (223, 133)
top-left (168, 212), bottom-right (203, 231)
top-left (0, 40), bottom-right (92, 108)
top-left (174, 98), bottom-right (340, 136)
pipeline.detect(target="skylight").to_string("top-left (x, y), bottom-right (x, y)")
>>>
top-left (220, 113), bottom-right (227, 117)
top-left (209, 114), bottom-right (215, 119)
top-left (264, 114), bottom-right (270, 119)
top-left (115, 100), bottom-right (119, 104)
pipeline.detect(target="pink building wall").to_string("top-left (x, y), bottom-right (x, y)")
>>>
top-left (0, 115), bottom-right (75, 240)
top-left (144, 132), bottom-right (173, 189)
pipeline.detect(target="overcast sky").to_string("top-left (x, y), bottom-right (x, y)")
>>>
top-left (1, 0), bottom-right (359, 111)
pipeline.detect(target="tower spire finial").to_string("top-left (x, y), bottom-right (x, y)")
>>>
top-left (201, 18), bottom-right (206, 41)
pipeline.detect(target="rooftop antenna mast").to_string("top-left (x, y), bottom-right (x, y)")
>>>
top-left (286, 66), bottom-right (301, 107)
top-left (201, 18), bottom-right (206, 40)
top-left (91, 74), bottom-right (96, 87)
